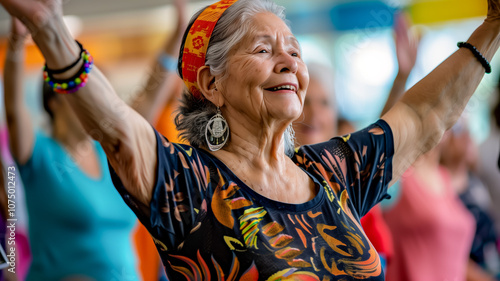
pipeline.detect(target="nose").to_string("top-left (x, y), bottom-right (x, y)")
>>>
top-left (274, 50), bottom-right (298, 74)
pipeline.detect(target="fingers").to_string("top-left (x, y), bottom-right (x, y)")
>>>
top-left (395, 13), bottom-right (411, 46)
top-left (487, 0), bottom-right (500, 21)
top-left (394, 12), bottom-right (420, 76)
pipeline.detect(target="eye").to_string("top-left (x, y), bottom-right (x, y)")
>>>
top-left (258, 49), bottom-right (269, 54)
top-left (291, 52), bottom-right (299, 57)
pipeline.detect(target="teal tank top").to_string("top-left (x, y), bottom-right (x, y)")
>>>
top-left (18, 131), bottom-right (139, 281)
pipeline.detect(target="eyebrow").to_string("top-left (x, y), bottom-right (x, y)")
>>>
top-left (289, 37), bottom-right (301, 48)
top-left (253, 35), bottom-right (301, 48)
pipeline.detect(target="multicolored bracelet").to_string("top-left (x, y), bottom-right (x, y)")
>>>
top-left (457, 42), bottom-right (492, 74)
top-left (43, 41), bottom-right (94, 94)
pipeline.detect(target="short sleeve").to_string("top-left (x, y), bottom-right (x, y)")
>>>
top-left (109, 128), bottom-right (207, 251)
top-left (296, 119), bottom-right (394, 218)
top-left (345, 120), bottom-right (394, 216)
top-left (17, 131), bottom-right (50, 184)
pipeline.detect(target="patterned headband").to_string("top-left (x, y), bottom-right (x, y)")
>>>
top-left (181, 0), bottom-right (239, 99)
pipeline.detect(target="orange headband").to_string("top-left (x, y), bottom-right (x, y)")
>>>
top-left (181, 0), bottom-right (239, 99)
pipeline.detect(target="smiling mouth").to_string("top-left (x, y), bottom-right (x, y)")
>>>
top-left (265, 85), bottom-right (297, 92)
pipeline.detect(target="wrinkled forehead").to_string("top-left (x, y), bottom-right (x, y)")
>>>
top-left (248, 12), bottom-right (294, 37)
top-left (237, 12), bottom-right (299, 49)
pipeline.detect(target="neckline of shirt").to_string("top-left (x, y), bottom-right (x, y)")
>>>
top-left (198, 149), bottom-right (326, 212)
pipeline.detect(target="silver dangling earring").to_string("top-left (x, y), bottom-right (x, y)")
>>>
top-left (205, 106), bottom-right (230, 151)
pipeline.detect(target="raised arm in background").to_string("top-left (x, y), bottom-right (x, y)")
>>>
top-left (132, 0), bottom-right (188, 122)
top-left (3, 18), bottom-right (34, 165)
top-left (381, 0), bottom-right (500, 184)
top-left (0, 0), bottom-right (158, 213)
top-left (380, 13), bottom-right (419, 117)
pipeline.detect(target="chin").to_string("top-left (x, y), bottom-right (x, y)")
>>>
top-left (282, 106), bottom-right (303, 121)
top-left (266, 94), bottom-right (303, 115)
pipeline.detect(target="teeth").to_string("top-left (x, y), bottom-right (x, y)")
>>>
top-left (271, 85), bottom-right (296, 92)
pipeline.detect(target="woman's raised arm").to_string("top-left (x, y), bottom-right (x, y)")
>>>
top-left (132, 0), bottom-right (188, 122)
top-left (382, 1), bottom-right (500, 184)
top-left (3, 18), bottom-right (34, 165)
top-left (0, 0), bottom-right (158, 208)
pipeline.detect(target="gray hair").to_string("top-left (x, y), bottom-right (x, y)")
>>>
top-left (175, 0), bottom-right (296, 157)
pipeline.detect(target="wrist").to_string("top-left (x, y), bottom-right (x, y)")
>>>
top-left (481, 19), bottom-right (500, 38)
top-left (466, 20), bottom-right (500, 61)
top-left (395, 71), bottom-right (410, 82)
top-left (8, 34), bottom-right (28, 45)
top-left (7, 38), bottom-right (27, 52)
top-left (6, 39), bottom-right (26, 61)
top-left (30, 15), bottom-right (80, 71)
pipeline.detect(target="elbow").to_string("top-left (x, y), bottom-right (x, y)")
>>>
top-left (402, 96), bottom-right (449, 155)
top-left (420, 109), bottom-right (447, 154)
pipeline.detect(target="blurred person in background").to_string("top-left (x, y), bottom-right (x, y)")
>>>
top-left (292, 62), bottom-right (337, 146)
top-left (3, 18), bottom-right (139, 281)
top-left (3, 0), bottom-right (500, 279)
top-left (478, 81), bottom-right (500, 243)
top-left (440, 119), bottom-right (500, 280)
top-left (383, 139), bottom-right (476, 281)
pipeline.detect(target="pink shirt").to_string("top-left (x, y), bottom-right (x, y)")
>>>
top-left (383, 167), bottom-right (475, 281)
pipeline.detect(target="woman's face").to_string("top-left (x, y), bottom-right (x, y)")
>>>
top-left (293, 77), bottom-right (337, 145)
top-left (218, 12), bottom-right (309, 131)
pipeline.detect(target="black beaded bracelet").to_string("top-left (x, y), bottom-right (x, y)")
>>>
top-left (457, 42), bottom-right (492, 74)
top-left (44, 41), bottom-right (84, 75)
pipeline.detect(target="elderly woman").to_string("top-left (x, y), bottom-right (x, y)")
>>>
top-left (2, 0), bottom-right (500, 279)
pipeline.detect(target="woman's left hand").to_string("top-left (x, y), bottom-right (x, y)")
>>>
top-left (487, 0), bottom-right (500, 22)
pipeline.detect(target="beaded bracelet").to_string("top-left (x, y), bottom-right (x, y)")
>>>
top-left (43, 41), bottom-right (94, 94)
top-left (457, 42), bottom-right (492, 74)
top-left (46, 41), bottom-right (84, 74)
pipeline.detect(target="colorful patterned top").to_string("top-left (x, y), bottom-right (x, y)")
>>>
top-left (110, 120), bottom-right (394, 280)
